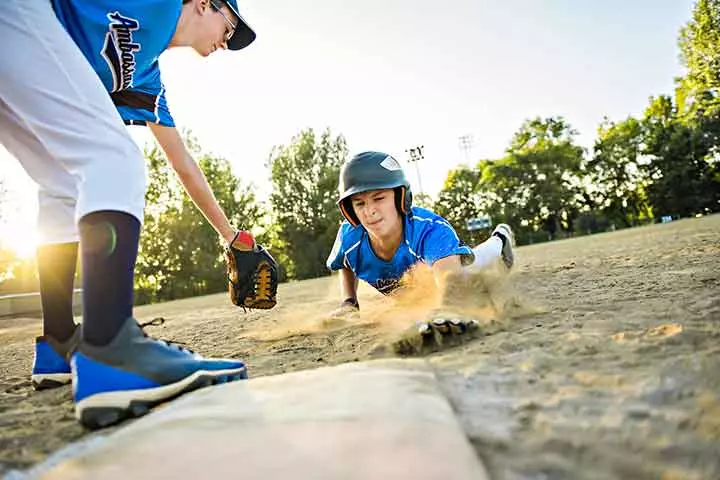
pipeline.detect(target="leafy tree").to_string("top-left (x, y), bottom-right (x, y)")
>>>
top-left (495, 117), bottom-right (586, 239)
top-left (641, 95), bottom-right (720, 217)
top-left (268, 128), bottom-right (347, 280)
top-left (433, 163), bottom-right (502, 246)
top-left (412, 192), bottom-right (434, 210)
top-left (135, 133), bottom-right (265, 304)
top-left (586, 117), bottom-right (651, 227)
top-left (434, 166), bottom-right (481, 243)
top-left (668, 0), bottom-right (720, 215)
top-left (434, 118), bottom-right (587, 245)
top-left (677, 0), bottom-right (720, 126)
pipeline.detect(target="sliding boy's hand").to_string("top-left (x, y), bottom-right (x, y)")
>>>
top-left (328, 298), bottom-right (360, 320)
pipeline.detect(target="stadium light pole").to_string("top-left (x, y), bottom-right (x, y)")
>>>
top-left (405, 145), bottom-right (425, 195)
top-left (458, 134), bottom-right (474, 163)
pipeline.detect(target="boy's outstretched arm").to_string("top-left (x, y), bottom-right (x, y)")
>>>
top-left (149, 123), bottom-right (245, 247)
top-left (339, 267), bottom-right (360, 307)
top-left (327, 267), bottom-right (360, 318)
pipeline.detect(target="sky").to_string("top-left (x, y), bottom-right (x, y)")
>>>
top-left (0, 0), bottom-right (695, 255)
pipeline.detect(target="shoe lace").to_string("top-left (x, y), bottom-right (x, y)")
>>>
top-left (137, 317), bottom-right (195, 354)
top-left (137, 317), bottom-right (166, 329)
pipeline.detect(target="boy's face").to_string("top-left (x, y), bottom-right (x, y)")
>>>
top-left (192, 0), bottom-right (238, 57)
top-left (350, 189), bottom-right (402, 237)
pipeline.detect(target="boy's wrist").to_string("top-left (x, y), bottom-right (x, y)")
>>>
top-left (221, 226), bottom-right (237, 244)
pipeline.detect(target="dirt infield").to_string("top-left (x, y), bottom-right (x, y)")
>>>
top-left (1, 215), bottom-right (719, 479)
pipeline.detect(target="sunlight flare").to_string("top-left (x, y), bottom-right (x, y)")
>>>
top-left (0, 227), bottom-right (39, 259)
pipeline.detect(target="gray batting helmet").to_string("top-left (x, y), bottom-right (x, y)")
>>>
top-left (337, 151), bottom-right (413, 227)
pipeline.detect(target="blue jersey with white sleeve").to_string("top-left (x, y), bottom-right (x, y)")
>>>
top-left (51, 0), bottom-right (180, 126)
top-left (326, 207), bottom-right (474, 294)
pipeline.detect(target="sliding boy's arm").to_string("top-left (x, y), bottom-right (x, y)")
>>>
top-left (326, 267), bottom-right (360, 319)
top-left (339, 267), bottom-right (360, 308)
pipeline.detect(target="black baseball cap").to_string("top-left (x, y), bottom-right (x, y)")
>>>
top-left (222, 0), bottom-right (256, 50)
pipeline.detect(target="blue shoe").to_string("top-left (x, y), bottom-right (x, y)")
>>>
top-left (31, 326), bottom-right (81, 390)
top-left (72, 317), bottom-right (248, 429)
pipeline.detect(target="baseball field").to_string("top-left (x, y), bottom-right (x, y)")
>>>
top-left (1, 214), bottom-right (719, 479)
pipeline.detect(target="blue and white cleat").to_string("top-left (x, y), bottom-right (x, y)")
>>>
top-left (72, 318), bottom-right (248, 430)
top-left (31, 327), bottom-right (81, 390)
top-left (491, 223), bottom-right (515, 269)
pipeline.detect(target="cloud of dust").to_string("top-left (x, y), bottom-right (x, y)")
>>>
top-left (366, 260), bottom-right (542, 335)
top-left (256, 259), bottom-right (541, 344)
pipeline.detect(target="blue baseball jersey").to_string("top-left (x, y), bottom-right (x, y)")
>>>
top-left (51, 0), bottom-right (180, 126)
top-left (326, 207), bottom-right (475, 294)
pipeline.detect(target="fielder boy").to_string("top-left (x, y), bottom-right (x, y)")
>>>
top-left (1, 0), bottom-right (262, 429)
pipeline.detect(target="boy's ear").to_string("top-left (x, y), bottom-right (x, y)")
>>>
top-left (194, 0), bottom-right (209, 14)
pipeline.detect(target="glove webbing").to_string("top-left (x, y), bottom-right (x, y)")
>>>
top-left (251, 260), bottom-right (277, 309)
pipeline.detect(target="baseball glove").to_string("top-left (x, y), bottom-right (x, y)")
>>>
top-left (224, 236), bottom-right (279, 310)
top-left (392, 317), bottom-right (480, 356)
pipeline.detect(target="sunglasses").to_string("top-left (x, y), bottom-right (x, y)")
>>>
top-left (209, 0), bottom-right (237, 42)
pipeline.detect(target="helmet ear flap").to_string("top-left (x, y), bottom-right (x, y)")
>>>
top-left (394, 186), bottom-right (412, 215)
top-left (403, 187), bottom-right (413, 213)
top-left (339, 199), bottom-right (360, 227)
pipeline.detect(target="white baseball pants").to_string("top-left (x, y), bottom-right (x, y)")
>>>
top-left (0, 0), bottom-right (146, 245)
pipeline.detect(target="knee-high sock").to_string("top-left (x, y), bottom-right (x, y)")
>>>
top-left (470, 236), bottom-right (503, 270)
top-left (37, 242), bottom-right (78, 342)
top-left (79, 211), bottom-right (140, 347)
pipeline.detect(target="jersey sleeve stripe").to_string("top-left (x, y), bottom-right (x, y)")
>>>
top-left (404, 239), bottom-right (422, 260)
top-left (154, 84), bottom-right (164, 123)
top-left (111, 90), bottom-right (158, 113)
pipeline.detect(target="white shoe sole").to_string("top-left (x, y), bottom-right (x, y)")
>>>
top-left (31, 372), bottom-right (72, 390)
top-left (75, 366), bottom-right (247, 429)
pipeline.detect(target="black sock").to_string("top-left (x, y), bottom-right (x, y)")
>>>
top-left (79, 211), bottom-right (140, 347)
top-left (37, 242), bottom-right (79, 342)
